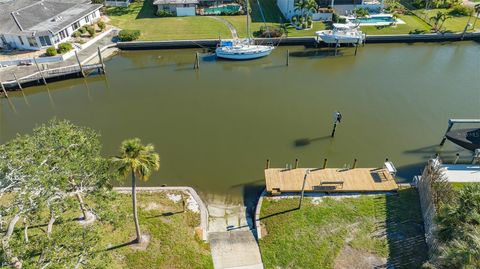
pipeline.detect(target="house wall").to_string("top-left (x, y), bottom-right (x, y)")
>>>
top-left (1, 9), bottom-right (101, 50)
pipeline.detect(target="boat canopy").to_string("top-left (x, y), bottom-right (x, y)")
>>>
top-left (332, 23), bottom-right (356, 30)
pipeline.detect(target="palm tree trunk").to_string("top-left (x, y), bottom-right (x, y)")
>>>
top-left (75, 192), bottom-right (89, 221)
top-left (132, 170), bottom-right (142, 243)
top-left (472, 13), bottom-right (478, 30)
top-left (47, 210), bottom-right (55, 239)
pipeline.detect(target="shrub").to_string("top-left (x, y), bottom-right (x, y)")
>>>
top-left (118, 29), bottom-right (141, 41)
top-left (354, 7), bottom-right (370, 17)
top-left (46, 46), bottom-right (57, 56)
top-left (156, 9), bottom-right (175, 17)
top-left (449, 5), bottom-right (472, 16)
top-left (253, 26), bottom-right (285, 37)
top-left (72, 31), bottom-right (81, 38)
top-left (218, 10), bottom-right (244, 16)
top-left (57, 42), bottom-right (73, 54)
top-left (97, 20), bottom-right (106, 31)
top-left (78, 26), bottom-right (87, 34)
top-left (86, 25), bottom-right (96, 37)
top-left (291, 15), bottom-right (298, 24)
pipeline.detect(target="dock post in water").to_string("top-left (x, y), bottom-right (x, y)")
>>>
top-left (322, 158), bottom-right (328, 169)
top-left (352, 158), bottom-right (357, 169)
top-left (294, 158), bottom-right (299, 169)
top-left (265, 159), bottom-right (270, 169)
top-left (354, 40), bottom-right (360, 56)
top-left (33, 57), bottom-right (47, 85)
top-left (286, 49), bottom-right (289, 66)
top-left (12, 73), bottom-right (23, 91)
top-left (75, 50), bottom-right (85, 77)
top-left (97, 47), bottom-right (106, 74)
top-left (334, 40), bottom-right (339, 56)
top-left (194, 52), bottom-right (200, 70)
top-left (0, 82), bottom-right (8, 98)
top-left (454, 153), bottom-right (460, 164)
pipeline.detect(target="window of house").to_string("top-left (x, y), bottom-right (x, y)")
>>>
top-left (39, 36), bottom-right (52, 47)
top-left (18, 36), bottom-right (24, 45)
top-left (92, 12), bottom-right (96, 18)
top-left (59, 29), bottom-right (67, 40)
top-left (85, 15), bottom-right (90, 23)
top-left (73, 21), bottom-right (81, 30)
top-left (27, 36), bottom-right (38, 47)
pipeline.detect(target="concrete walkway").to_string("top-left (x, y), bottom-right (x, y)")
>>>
top-left (209, 17), bottom-right (239, 39)
top-left (207, 203), bottom-right (264, 269)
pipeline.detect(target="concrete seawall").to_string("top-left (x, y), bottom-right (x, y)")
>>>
top-left (117, 32), bottom-right (480, 50)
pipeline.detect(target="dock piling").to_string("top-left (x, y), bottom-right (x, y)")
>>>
top-left (0, 82), bottom-right (8, 98)
top-left (454, 153), bottom-right (460, 164)
top-left (294, 158), bottom-right (299, 169)
top-left (352, 158), bottom-right (357, 169)
top-left (194, 52), bottom-right (200, 70)
top-left (33, 57), bottom-right (47, 85)
top-left (265, 159), bottom-right (270, 169)
top-left (354, 40), bottom-right (360, 56)
top-left (334, 40), bottom-right (339, 56)
top-left (286, 49), bottom-right (289, 66)
top-left (97, 47), bottom-right (106, 74)
top-left (75, 50), bottom-right (85, 77)
top-left (322, 158), bottom-right (328, 169)
top-left (12, 73), bottom-right (23, 91)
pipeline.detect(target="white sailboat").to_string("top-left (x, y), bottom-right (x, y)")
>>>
top-left (215, 0), bottom-right (273, 60)
top-left (316, 23), bottom-right (365, 44)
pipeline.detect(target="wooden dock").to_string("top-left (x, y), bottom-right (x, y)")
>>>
top-left (265, 167), bottom-right (399, 194)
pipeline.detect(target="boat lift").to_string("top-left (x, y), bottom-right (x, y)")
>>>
top-left (439, 118), bottom-right (480, 146)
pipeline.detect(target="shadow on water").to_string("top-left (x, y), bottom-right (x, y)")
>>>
top-left (395, 162), bottom-right (426, 182)
top-left (294, 135), bottom-right (331, 147)
top-left (201, 54), bottom-right (217, 62)
top-left (382, 189), bottom-right (428, 268)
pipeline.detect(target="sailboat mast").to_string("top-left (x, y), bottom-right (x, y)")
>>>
top-left (246, 0), bottom-right (250, 38)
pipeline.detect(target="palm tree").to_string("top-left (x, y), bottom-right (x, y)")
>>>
top-left (430, 11), bottom-right (449, 32)
top-left (305, 0), bottom-right (318, 15)
top-left (294, 0), bottom-right (308, 19)
top-left (112, 138), bottom-right (160, 243)
top-left (472, 4), bottom-right (480, 31)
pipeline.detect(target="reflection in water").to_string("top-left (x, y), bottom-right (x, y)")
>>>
top-left (0, 42), bottom-right (479, 198)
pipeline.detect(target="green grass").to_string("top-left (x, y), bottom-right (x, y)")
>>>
top-left (259, 188), bottom-right (428, 269)
top-left (106, 0), bottom-right (230, 40)
top-left (360, 14), bottom-right (431, 35)
top-left (418, 8), bottom-right (480, 32)
top-left (451, 182), bottom-right (480, 190)
top-left (0, 192), bottom-right (213, 268)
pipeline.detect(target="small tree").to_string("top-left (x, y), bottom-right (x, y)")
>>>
top-left (430, 11), bottom-right (450, 32)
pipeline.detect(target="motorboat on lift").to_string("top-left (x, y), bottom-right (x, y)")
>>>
top-left (315, 23), bottom-right (365, 44)
top-left (446, 128), bottom-right (480, 151)
top-left (215, 0), bottom-right (273, 60)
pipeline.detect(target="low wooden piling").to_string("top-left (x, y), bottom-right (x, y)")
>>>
top-left (334, 40), bottom-right (339, 56)
top-left (194, 52), bottom-right (200, 69)
top-left (33, 57), bottom-right (47, 85)
top-left (352, 158), bottom-right (357, 169)
top-left (75, 51), bottom-right (85, 77)
top-left (265, 159), bottom-right (270, 169)
top-left (0, 82), bottom-right (8, 98)
top-left (286, 49), bottom-right (289, 66)
top-left (12, 73), bottom-right (23, 91)
top-left (322, 158), bottom-right (328, 169)
top-left (354, 40), bottom-right (360, 56)
top-left (294, 158), bottom-right (299, 169)
top-left (97, 47), bottom-right (106, 74)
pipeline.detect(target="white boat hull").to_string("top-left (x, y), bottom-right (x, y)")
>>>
top-left (215, 45), bottom-right (273, 60)
top-left (316, 32), bottom-right (364, 44)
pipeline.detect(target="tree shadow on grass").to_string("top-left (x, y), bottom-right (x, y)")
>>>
top-left (259, 207), bottom-right (299, 221)
top-left (106, 239), bottom-right (137, 251)
top-left (146, 211), bottom-right (184, 219)
top-left (136, 0), bottom-right (158, 19)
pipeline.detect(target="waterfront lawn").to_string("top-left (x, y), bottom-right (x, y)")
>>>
top-left (0, 192), bottom-right (213, 269)
top-left (419, 8), bottom-right (480, 32)
top-left (106, 0), bottom-right (230, 40)
top-left (360, 14), bottom-right (431, 35)
top-left (259, 188), bottom-right (428, 269)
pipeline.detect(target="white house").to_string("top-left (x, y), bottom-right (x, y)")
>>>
top-left (153, 0), bottom-right (199, 16)
top-left (277, 0), bottom-right (333, 21)
top-left (0, 0), bottom-right (102, 50)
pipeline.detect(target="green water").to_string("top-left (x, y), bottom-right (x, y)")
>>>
top-left (0, 42), bottom-right (479, 198)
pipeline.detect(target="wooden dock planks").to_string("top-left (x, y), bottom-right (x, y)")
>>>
top-left (265, 167), bottom-right (398, 193)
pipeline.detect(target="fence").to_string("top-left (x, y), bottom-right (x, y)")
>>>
top-left (416, 159), bottom-right (440, 258)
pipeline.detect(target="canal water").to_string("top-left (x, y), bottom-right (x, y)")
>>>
top-left (1, 42), bottom-right (479, 199)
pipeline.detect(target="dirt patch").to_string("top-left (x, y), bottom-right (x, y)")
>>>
top-left (129, 234), bottom-right (151, 251)
top-left (334, 245), bottom-right (386, 269)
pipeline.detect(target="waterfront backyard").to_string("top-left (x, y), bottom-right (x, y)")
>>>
top-left (258, 188), bottom-right (428, 268)
top-left (0, 191), bottom-right (212, 268)
top-left (105, 0), bottom-right (478, 40)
